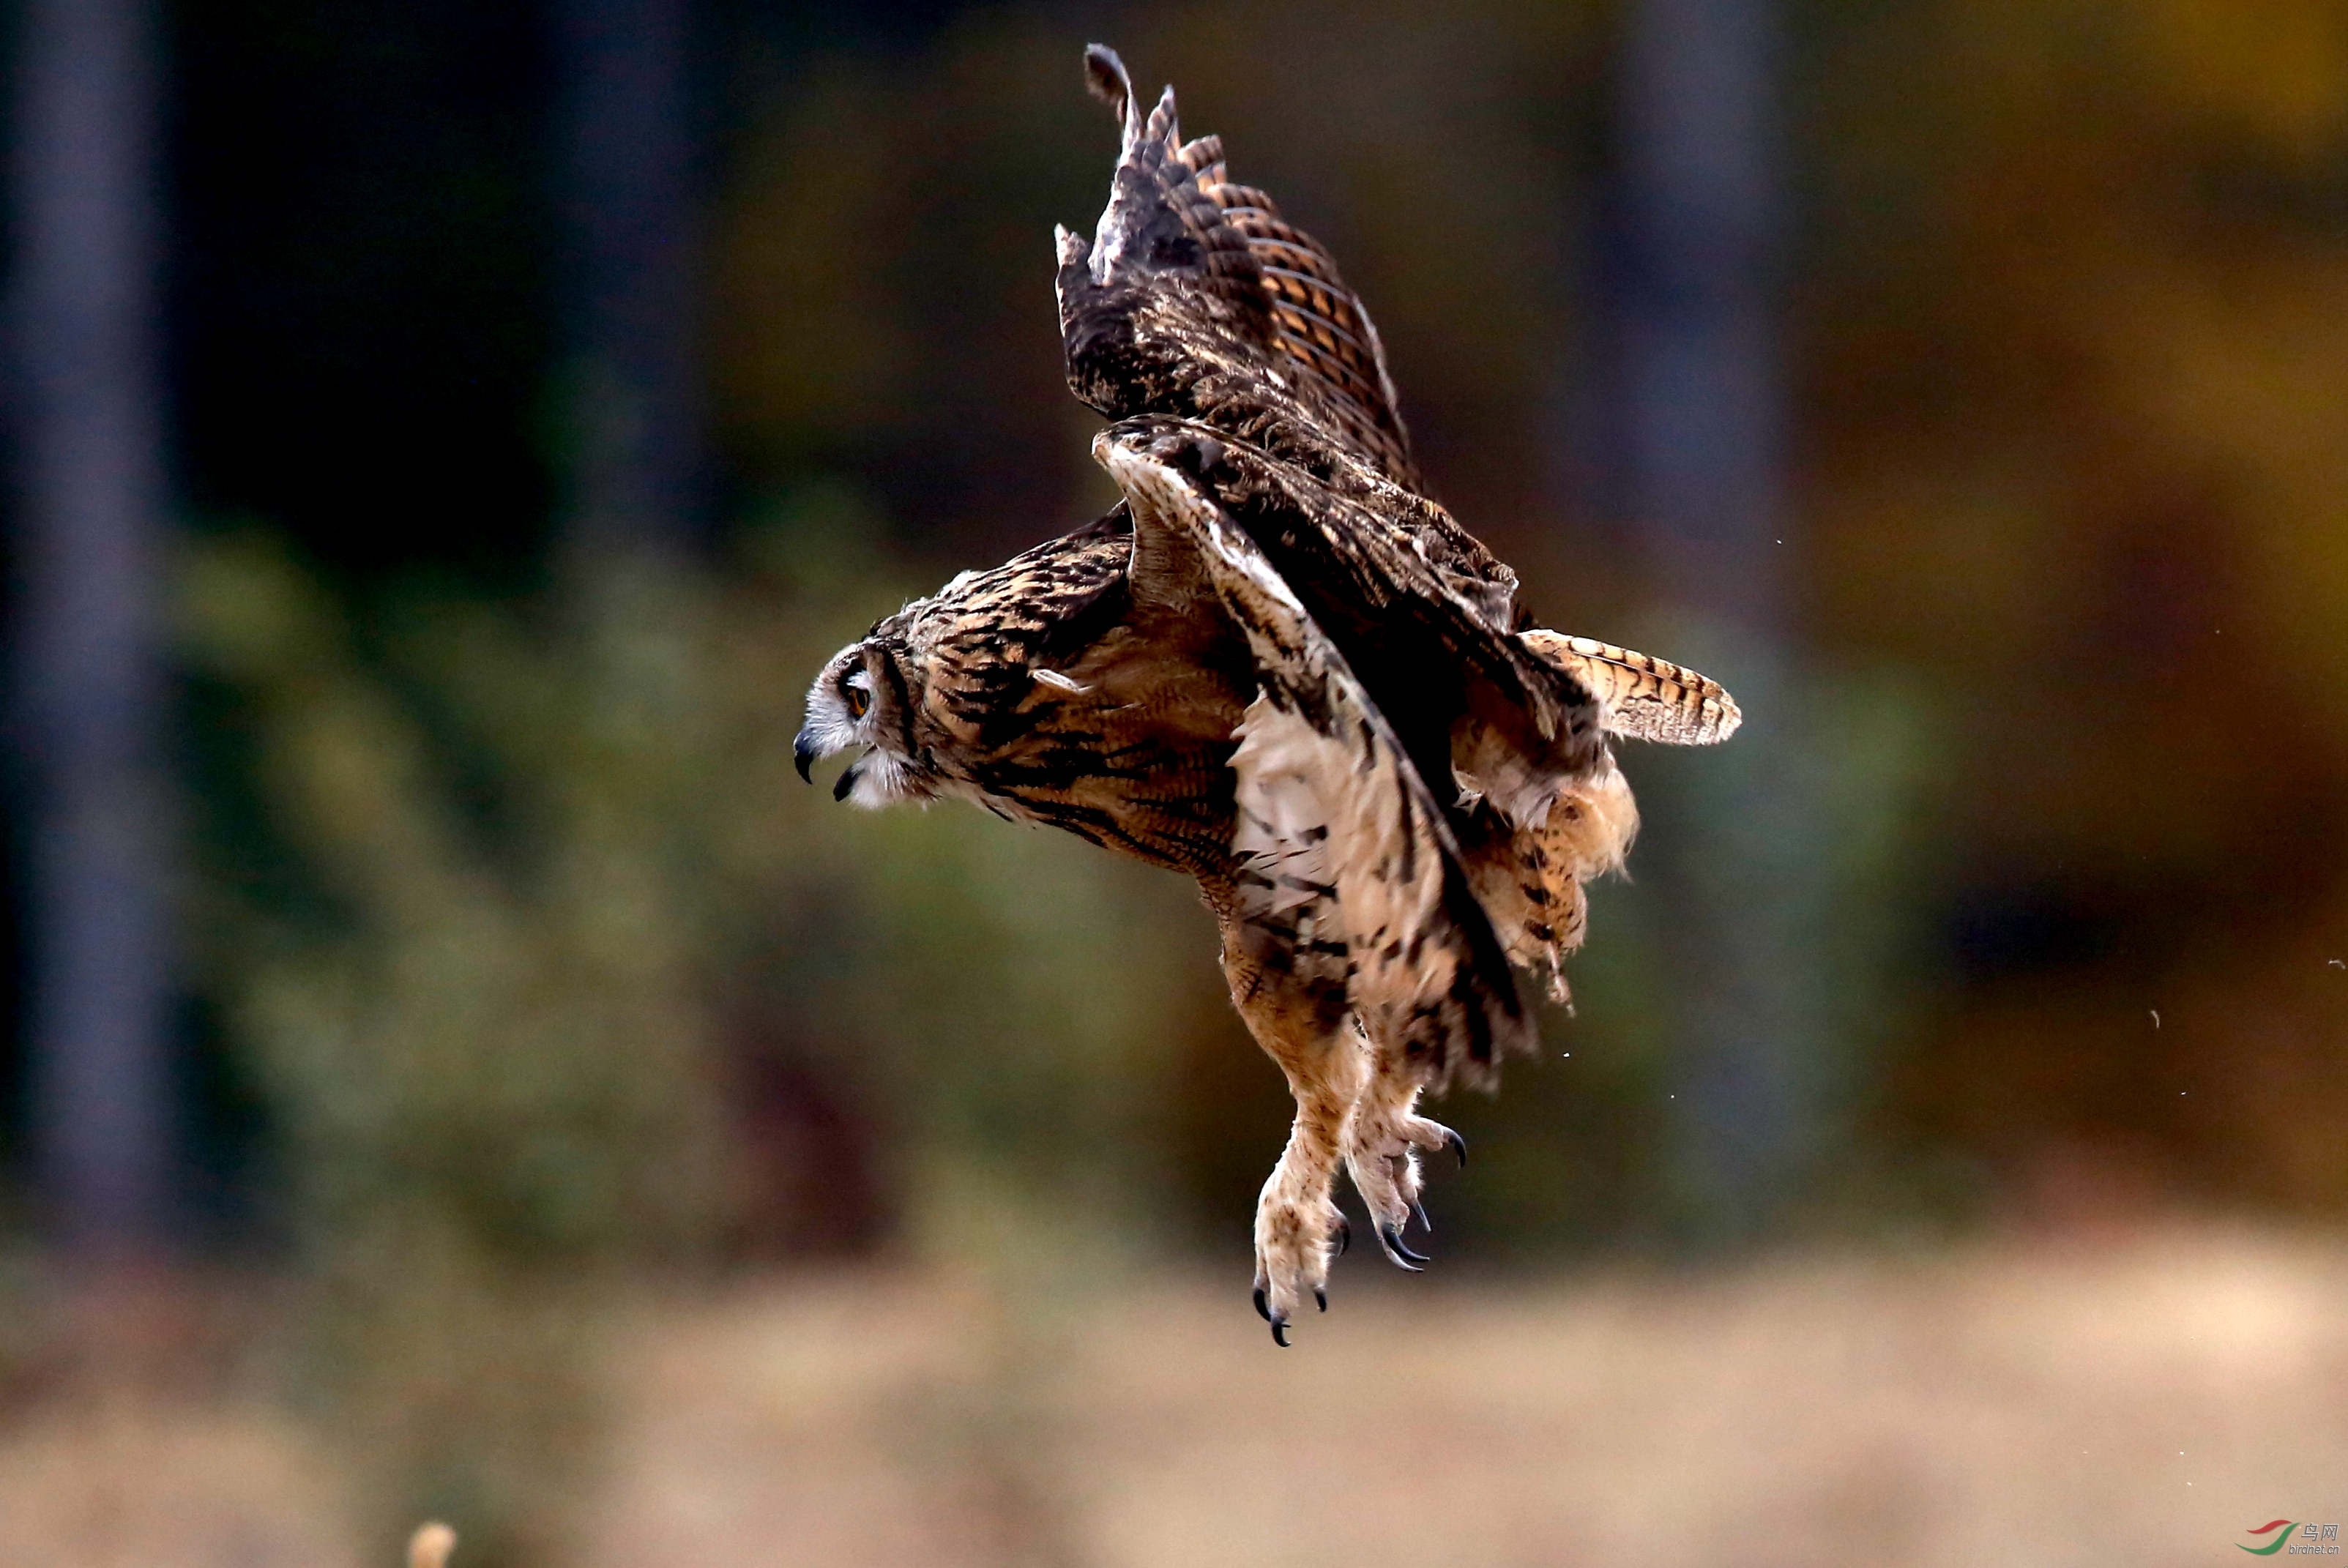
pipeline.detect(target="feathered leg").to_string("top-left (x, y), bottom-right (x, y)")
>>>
top-left (1342, 1056), bottom-right (1462, 1269)
top-left (1215, 906), bottom-right (1363, 1345)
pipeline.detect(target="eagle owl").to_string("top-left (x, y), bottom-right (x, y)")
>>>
top-left (798, 46), bottom-right (1738, 1343)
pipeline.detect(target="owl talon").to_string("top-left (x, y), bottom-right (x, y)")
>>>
top-left (1344, 1083), bottom-right (1468, 1274)
top-left (1378, 1223), bottom-right (1430, 1269)
top-left (1253, 1144), bottom-right (1347, 1340)
top-left (1314, 1286), bottom-right (1327, 1313)
top-left (1331, 1216), bottom-right (1351, 1256)
top-left (1270, 1314), bottom-right (1290, 1347)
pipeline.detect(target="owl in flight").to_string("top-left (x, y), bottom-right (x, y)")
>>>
top-left (798, 46), bottom-right (1738, 1343)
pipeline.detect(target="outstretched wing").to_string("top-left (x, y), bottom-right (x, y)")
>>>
top-left (1097, 424), bottom-right (1531, 1090)
top-left (1523, 632), bottom-right (1743, 746)
top-left (1058, 45), bottom-right (1420, 490)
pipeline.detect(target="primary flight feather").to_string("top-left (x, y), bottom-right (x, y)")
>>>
top-left (798, 45), bottom-right (1739, 1344)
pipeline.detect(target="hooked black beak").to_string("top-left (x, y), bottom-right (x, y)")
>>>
top-left (832, 758), bottom-right (862, 802)
top-left (794, 727), bottom-right (819, 784)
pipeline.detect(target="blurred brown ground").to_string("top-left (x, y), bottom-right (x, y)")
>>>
top-left (11, 2), bottom-right (2348, 1564)
top-left (10, 1220), bottom-right (2347, 1568)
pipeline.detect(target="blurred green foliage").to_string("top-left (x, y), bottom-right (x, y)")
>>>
top-left (174, 493), bottom-right (1232, 1554)
top-left (124, 0), bottom-right (2348, 1556)
top-left (168, 504), bottom-right (1945, 1557)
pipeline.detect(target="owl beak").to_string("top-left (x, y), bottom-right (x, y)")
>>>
top-left (793, 726), bottom-right (819, 784)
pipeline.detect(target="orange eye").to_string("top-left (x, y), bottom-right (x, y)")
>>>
top-left (846, 684), bottom-right (871, 719)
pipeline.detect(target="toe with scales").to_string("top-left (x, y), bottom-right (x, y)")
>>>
top-left (1345, 1087), bottom-right (1464, 1270)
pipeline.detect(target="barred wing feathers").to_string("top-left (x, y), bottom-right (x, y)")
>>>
top-left (1523, 632), bottom-right (1742, 746)
top-left (1097, 425), bottom-right (1530, 1089)
top-left (1107, 414), bottom-right (1609, 827)
top-left (1059, 45), bottom-right (1420, 489)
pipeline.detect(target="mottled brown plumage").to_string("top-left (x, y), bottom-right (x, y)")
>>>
top-left (805, 507), bottom-right (1244, 872)
top-left (799, 45), bottom-right (1741, 1343)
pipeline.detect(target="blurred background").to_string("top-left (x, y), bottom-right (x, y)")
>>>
top-left (5, 0), bottom-right (2348, 1564)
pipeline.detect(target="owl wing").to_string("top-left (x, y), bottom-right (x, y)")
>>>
top-left (1097, 425), bottom-right (1530, 1091)
top-left (1108, 414), bottom-right (1610, 830)
top-left (1056, 45), bottom-right (1420, 490)
top-left (1521, 632), bottom-right (1743, 745)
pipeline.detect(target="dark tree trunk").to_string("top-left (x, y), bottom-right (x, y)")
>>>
top-left (552, 0), bottom-right (703, 555)
top-left (1617, 0), bottom-right (1786, 630)
top-left (8, 0), bottom-right (176, 1258)
top-left (1607, 0), bottom-right (1824, 1237)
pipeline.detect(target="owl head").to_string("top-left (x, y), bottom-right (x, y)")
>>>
top-left (796, 635), bottom-right (931, 807)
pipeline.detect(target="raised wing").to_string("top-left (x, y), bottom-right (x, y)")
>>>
top-left (1057, 45), bottom-right (1420, 490)
top-left (1106, 414), bottom-right (1609, 828)
top-left (1097, 425), bottom-right (1531, 1090)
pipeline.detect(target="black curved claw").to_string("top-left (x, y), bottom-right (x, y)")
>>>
top-left (1445, 1128), bottom-right (1468, 1169)
top-left (1331, 1217), bottom-right (1352, 1257)
top-left (1313, 1285), bottom-right (1327, 1313)
top-left (1379, 1222), bottom-right (1431, 1270)
top-left (1270, 1315), bottom-right (1290, 1348)
top-left (1412, 1198), bottom-right (1433, 1234)
top-left (794, 730), bottom-right (818, 784)
top-left (1252, 1283), bottom-right (1271, 1323)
